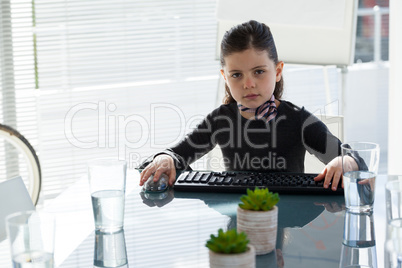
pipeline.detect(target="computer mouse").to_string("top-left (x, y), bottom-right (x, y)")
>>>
top-left (143, 173), bottom-right (169, 193)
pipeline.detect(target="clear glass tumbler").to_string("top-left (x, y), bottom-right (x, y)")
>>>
top-left (88, 158), bottom-right (127, 233)
top-left (6, 210), bottom-right (55, 268)
top-left (384, 179), bottom-right (402, 268)
top-left (341, 142), bottom-right (380, 213)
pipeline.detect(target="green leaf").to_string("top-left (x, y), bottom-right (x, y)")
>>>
top-left (205, 228), bottom-right (249, 254)
top-left (238, 187), bottom-right (280, 211)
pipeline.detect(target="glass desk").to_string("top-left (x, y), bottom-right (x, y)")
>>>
top-left (0, 171), bottom-right (393, 267)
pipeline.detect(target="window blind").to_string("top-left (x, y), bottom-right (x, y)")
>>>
top-left (1, 0), bottom-right (220, 205)
top-left (0, 0), bottom-right (39, 196)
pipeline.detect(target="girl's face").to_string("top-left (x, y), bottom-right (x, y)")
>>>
top-left (221, 48), bottom-right (284, 112)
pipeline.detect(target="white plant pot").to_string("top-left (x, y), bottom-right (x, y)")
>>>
top-left (208, 244), bottom-right (256, 268)
top-left (237, 206), bottom-right (278, 255)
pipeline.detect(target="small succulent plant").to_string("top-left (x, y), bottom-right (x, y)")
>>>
top-left (239, 187), bottom-right (279, 211)
top-left (206, 228), bottom-right (249, 254)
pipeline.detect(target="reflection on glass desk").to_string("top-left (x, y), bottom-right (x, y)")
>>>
top-left (0, 171), bottom-right (393, 268)
top-left (59, 171), bottom-right (347, 268)
top-left (340, 210), bottom-right (377, 267)
top-left (94, 229), bottom-right (128, 267)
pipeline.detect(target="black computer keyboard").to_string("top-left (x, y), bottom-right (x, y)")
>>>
top-left (174, 171), bottom-right (344, 195)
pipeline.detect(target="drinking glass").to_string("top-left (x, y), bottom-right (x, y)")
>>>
top-left (384, 179), bottom-right (402, 267)
top-left (341, 142), bottom-right (380, 213)
top-left (385, 179), bottom-right (402, 223)
top-left (6, 210), bottom-right (55, 268)
top-left (340, 210), bottom-right (377, 268)
top-left (88, 158), bottom-right (127, 233)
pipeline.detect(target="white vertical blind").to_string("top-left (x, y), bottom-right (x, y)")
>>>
top-left (0, 0), bottom-right (39, 193)
top-left (1, 0), bottom-right (220, 205)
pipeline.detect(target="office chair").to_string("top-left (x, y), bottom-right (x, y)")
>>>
top-left (0, 176), bottom-right (35, 242)
top-left (303, 115), bottom-right (344, 173)
top-left (0, 124), bottom-right (42, 205)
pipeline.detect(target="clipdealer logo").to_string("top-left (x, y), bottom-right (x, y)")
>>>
top-left (64, 100), bottom-right (342, 169)
top-left (63, 101), bottom-right (204, 165)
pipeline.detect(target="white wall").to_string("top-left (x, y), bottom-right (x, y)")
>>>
top-left (344, 62), bottom-right (389, 174)
top-left (388, 0), bottom-right (402, 175)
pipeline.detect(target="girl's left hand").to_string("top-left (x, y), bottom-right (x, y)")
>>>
top-left (314, 156), bottom-right (358, 191)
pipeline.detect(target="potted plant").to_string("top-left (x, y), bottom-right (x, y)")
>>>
top-left (206, 228), bottom-right (255, 268)
top-left (237, 187), bottom-right (280, 255)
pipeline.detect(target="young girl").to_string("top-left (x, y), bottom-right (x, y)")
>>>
top-left (139, 20), bottom-right (357, 191)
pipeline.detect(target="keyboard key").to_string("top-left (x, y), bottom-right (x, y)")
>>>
top-left (223, 177), bottom-right (233, 185)
top-left (216, 177), bottom-right (225, 185)
top-left (240, 179), bottom-right (248, 186)
top-left (208, 176), bottom-right (218, 185)
top-left (192, 173), bottom-right (203, 183)
top-left (200, 173), bottom-right (211, 183)
top-left (177, 172), bottom-right (189, 183)
top-left (185, 172), bottom-right (197, 182)
top-left (233, 178), bottom-right (241, 185)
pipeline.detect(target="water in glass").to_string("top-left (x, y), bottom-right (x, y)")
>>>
top-left (343, 171), bottom-right (376, 212)
top-left (12, 251), bottom-right (53, 268)
top-left (91, 190), bottom-right (125, 232)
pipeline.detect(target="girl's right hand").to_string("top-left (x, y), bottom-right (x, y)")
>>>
top-left (139, 154), bottom-right (176, 187)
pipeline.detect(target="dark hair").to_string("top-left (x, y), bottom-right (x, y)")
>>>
top-left (220, 20), bottom-right (284, 104)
